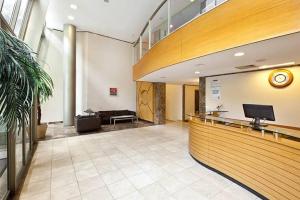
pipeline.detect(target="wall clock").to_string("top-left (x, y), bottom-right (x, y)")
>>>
top-left (268, 69), bottom-right (293, 88)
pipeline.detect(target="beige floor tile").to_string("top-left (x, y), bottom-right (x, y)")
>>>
top-left (107, 179), bottom-right (136, 199)
top-left (128, 173), bottom-right (155, 189)
top-left (51, 172), bottom-right (77, 189)
top-left (139, 183), bottom-right (170, 200)
top-left (75, 166), bottom-right (99, 181)
top-left (101, 170), bottom-right (125, 185)
top-left (81, 186), bottom-right (113, 200)
top-left (159, 176), bottom-right (186, 194)
top-left (78, 175), bottom-right (106, 194)
top-left (51, 182), bottom-right (80, 200)
top-left (116, 191), bottom-right (145, 200)
top-left (172, 187), bottom-right (208, 200)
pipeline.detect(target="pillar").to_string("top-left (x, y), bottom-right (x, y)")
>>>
top-left (63, 24), bottom-right (76, 126)
top-left (153, 83), bottom-right (166, 124)
top-left (199, 77), bottom-right (206, 119)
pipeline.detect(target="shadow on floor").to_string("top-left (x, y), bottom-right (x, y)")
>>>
top-left (42, 120), bottom-right (154, 140)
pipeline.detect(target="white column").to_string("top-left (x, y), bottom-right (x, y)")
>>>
top-left (63, 24), bottom-right (76, 126)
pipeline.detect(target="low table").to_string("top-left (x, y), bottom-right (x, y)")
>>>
top-left (110, 115), bottom-right (138, 127)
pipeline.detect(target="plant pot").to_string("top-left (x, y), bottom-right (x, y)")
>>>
top-left (37, 123), bottom-right (48, 139)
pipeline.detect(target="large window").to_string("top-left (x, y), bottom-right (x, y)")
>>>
top-left (1, 0), bottom-right (17, 24)
top-left (14, 0), bottom-right (29, 37)
top-left (1, 0), bottom-right (32, 38)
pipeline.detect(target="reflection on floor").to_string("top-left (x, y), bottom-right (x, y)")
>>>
top-left (44, 120), bottom-right (154, 140)
top-left (17, 122), bottom-right (261, 200)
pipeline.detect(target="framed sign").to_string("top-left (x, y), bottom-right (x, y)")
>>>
top-left (110, 88), bottom-right (117, 96)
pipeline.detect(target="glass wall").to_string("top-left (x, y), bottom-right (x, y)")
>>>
top-left (151, 2), bottom-right (168, 46)
top-left (134, 0), bottom-right (227, 62)
top-left (1, 0), bottom-right (18, 24)
top-left (1, 0), bottom-right (32, 38)
top-left (133, 40), bottom-right (140, 64)
top-left (0, 126), bottom-right (7, 199)
top-left (141, 25), bottom-right (150, 57)
top-left (14, 0), bottom-right (29, 37)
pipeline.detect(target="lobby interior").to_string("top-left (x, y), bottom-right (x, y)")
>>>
top-left (0, 0), bottom-right (299, 200)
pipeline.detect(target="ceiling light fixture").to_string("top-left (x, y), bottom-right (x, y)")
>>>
top-left (195, 71), bottom-right (200, 74)
top-left (68, 15), bottom-right (75, 20)
top-left (170, 24), bottom-right (173, 28)
top-left (259, 62), bottom-right (295, 69)
top-left (234, 52), bottom-right (245, 57)
top-left (70, 4), bottom-right (78, 10)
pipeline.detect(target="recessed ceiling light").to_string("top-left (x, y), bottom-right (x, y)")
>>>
top-left (190, 0), bottom-right (195, 2)
top-left (70, 4), bottom-right (78, 10)
top-left (68, 15), bottom-right (75, 20)
top-left (170, 24), bottom-right (173, 28)
top-left (195, 71), bottom-right (200, 74)
top-left (259, 62), bottom-right (295, 69)
top-left (234, 52), bottom-right (245, 57)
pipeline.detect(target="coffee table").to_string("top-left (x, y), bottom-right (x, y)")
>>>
top-left (110, 115), bottom-right (138, 127)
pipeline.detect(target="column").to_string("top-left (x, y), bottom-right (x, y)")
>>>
top-left (63, 24), bottom-right (76, 126)
top-left (199, 77), bottom-right (206, 119)
top-left (153, 83), bottom-right (166, 124)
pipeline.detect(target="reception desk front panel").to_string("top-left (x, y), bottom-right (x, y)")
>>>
top-left (189, 119), bottom-right (300, 200)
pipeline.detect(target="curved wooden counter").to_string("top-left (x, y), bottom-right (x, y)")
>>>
top-left (189, 119), bottom-right (300, 200)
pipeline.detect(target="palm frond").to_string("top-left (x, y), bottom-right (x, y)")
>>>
top-left (0, 28), bottom-right (53, 132)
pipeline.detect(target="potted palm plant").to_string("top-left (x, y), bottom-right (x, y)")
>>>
top-left (0, 28), bottom-right (53, 136)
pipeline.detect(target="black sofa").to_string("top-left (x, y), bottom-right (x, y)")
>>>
top-left (75, 115), bottom-right (101, 133)
top-left (96, 110), bottom-right (136, 125)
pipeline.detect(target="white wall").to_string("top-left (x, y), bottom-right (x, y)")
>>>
top-left (184, 85), bottom-right (199, 120)
top-left (166, 84), bottom-right (183, 121)
top-left (39, 30), bottom-right (135, 123)
top-left (38, 29), bottom-right (64, 123)
top-left (206, 67), bottom-right (300, 127)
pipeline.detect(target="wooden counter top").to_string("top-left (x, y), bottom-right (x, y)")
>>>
top-left (189, 119), bottom-right (300, 200)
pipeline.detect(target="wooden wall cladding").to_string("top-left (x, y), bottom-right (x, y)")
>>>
top-left (189, 119), bottom-right (300, 200)
top-left (133, 0), bottom-right (300, 80)
top-left (136, 82), bottom-right (154, 122)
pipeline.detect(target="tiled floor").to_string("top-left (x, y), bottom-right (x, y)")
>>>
top-left (17, 122), bottom-right (261, 200)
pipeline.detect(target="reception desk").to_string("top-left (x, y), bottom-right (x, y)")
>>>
top-left (189, 116), bottom-right (300, 200)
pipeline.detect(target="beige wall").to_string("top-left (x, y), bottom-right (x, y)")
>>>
top-left (166, 84), bottom-right (183, 121)
top-left (184, 85), bottom-right (199, 120)
top-left (39, 29), bottom-right (135, 123)
top-left (206, 67), bottom-right (300, 127)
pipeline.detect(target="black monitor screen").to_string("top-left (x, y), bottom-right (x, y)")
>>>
top-left (243, 104), bottom-right (275, 121)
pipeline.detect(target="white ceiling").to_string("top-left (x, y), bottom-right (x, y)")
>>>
top-left (45, 0), bottom-right (164, 42)
top-left (140, 32), bottom-right (300, 84)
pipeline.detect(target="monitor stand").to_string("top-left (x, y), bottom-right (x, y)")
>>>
top-left (250, 118), bottom-right (268, 130)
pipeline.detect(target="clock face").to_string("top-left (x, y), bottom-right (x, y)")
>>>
top-left (269, 69), bottom-right (293, 88)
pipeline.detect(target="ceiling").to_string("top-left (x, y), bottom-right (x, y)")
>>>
top-left (140, 32), bottom-right (300, 84)
top-left (45, 0), bottom-right (164, 43)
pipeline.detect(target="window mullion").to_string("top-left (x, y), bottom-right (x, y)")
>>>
top-left (10, 0), bottom-right (21, 31)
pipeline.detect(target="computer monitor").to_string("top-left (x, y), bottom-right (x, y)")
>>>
top-left (243, 104), bottom-right (275, 129)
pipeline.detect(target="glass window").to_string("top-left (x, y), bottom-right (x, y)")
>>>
top-left (15, 121), bottom-right (23, 178)
top-left (0, 125), bottom-right (8, 199)
top-left (1, 0), bottom-right (18, 24)
top-left (151, 1), bottom-right (168, 46)
top-left (14, 0), bottom-right (29, 37)
top-left (141, 25), bottom-right (150, 57)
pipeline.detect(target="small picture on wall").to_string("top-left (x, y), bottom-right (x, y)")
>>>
top-left (110, 88), bottom-right (117, 96)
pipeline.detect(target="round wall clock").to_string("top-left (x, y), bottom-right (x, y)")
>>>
top-left (268, 69), bottom-right (293, 88)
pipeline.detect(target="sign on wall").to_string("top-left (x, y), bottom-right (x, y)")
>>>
top-left (210, 79), bottom-right (221, 100)
top-left (110, 88), bottom-right (118, 96)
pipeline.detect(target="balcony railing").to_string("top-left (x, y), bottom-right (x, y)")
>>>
top-left (133, 0), bottom-right (227, 64)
